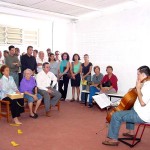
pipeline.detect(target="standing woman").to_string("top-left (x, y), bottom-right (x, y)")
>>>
top-left (70, 54), bottom-right (81, 102)
top-left (49, 53), bottom-right (59, 77)
top-left (0, 65), bottom-right (24, 124)
top-left (58, 52), bottom-right (70, 101)
top-left (81, 54), bottom-right (93, 104)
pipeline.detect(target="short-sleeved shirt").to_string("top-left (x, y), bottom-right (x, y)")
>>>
top-left (134, 81), bottom-right (150, 122)
top-left (19, 76), bottom-right (36, 94)
top-left (81, 62), bottom-right (92, 75)
top-left (101, 74), bottom-right (118, 92)
top-left (92, 73), bottom-right (103, 84)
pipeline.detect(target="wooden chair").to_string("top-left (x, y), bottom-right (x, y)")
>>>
top-left (118, 123), bottom-right (150, 147)
top-left (50, 100), bottom-right (60, 111)
top-left (0, 100), bottom-right (11, 122)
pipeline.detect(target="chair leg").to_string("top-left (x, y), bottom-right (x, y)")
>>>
top-left (57, 101), bottom-right (60, 111)
top-left (0, 102), bottom-right (1, 120)
top-left (6, 103), bottom-right (10, 123)
top-left (118, 123), bottom-right (147, 147)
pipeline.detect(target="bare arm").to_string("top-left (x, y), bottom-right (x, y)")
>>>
top-left (136, 80), bottom-right (146, 106)
top-left (82, 65), bottom-right (92, 79)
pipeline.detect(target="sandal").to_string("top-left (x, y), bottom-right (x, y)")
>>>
top-left (33, 112), bottom-right (38, 118)
top-left (70, 98), bottom-right (75, 102)
top-left (102, 140), bottom-right (119, 146)
top-left (122, 133), bottom-right (134, 138)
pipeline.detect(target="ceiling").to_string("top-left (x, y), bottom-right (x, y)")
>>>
top-left (0, 0), bottom-right (133, 18)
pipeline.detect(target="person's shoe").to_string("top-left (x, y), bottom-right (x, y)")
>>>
top-left (70, 98), bottom-right (75, 102)
top-left (46, 111), bottom-right (51, 117)
top-left (76, 98), bottom-right (80, 102)
top-left (102, 140), bottom-right (119, 146)
top-left (30, 114), bottom-right (37, 119)
top-left (80, 101), bottom-right (85, 104)
top-left (60, 98), bottom-right (65, 101)
top-left (33, 112), bottom-right (38, 118)
top-left (122, 133), bottom-right (134, 138)
top-left (88, 104), bottom-right (93, 108)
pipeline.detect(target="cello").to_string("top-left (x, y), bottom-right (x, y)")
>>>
top-left (106, 76), bottom-right (150, 123)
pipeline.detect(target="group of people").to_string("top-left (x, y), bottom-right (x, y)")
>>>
top-left (1, 45), bottom-right (149, 147)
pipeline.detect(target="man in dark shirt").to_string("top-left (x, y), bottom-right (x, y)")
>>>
top-left (21, 46), bottom-right (37, 74)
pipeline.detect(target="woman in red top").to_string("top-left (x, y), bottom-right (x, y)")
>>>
top-left (100, 66), bottom-right (118, 94)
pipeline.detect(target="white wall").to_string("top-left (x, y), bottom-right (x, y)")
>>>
top-left (0, 11), bottom-right (73, 54)
top-left (75, 3), bottom-right (150, 93)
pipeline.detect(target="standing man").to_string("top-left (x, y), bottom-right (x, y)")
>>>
top-left (5, 45), bottom-right (20, 87)
top-left (36, 51), bottom-right (47, 73)
top-left (36, 62), bottom-right (61, 117)
top-left (55, 51), bottom-right (60, 62)
top-left (21, 46), bottom-right (37, 74)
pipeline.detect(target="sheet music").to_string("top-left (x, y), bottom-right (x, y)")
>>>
top-left (92, 94), bottom-right (111, 109)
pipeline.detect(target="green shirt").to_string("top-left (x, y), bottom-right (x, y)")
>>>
top-left (72, 62), bottom-right (81, 73)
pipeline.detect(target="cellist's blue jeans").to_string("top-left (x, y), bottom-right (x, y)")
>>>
top-left (108, 108), bottom-right (145, 140)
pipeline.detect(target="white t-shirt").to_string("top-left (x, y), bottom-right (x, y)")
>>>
top-left (134, 81), bottom-right (150, 122)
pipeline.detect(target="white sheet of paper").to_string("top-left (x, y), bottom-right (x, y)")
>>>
top-left (92, 93), bottom-right (111, 109)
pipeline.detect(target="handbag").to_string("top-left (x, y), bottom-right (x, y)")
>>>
top-left (81, 80), bottom-right (87, 85)
top-left (102, 80), bottom-right (112, 87)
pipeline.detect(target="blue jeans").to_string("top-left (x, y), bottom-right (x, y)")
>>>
top-left (81, 75), bottom-right (91, 102)
top-left (108, 108), bottom-right (145, 140)
top-left (89, 86), bottom-right (100, 105)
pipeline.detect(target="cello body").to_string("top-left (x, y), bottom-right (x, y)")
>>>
top-left (106, 88), bottom-right (137, 123)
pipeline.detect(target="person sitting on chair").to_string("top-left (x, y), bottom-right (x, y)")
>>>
top-left (19, 69), bottom-right (42, 119)
top-left (100, 66), bottom-right (118, 94)
top-left (88, 66), bottom-right (103, 108)
top-left (102, 65), bottom-right (150, 146)
top-left (0, 65), bottom-right (24, 125)
top-left (36, 62), bottom-right (61, 117)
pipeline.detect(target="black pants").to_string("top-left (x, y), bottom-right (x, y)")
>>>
top-left (58, 75), bottom-right (69, 99)
top-left (2, 97), bottom-right (24, 118)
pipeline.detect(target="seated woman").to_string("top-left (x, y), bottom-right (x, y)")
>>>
top-left (100, 66), bottom-right (118, 94)
top-left (19, 69), bottom-right (42, 119)
top-left (88, 66), bottom-right (103, 108)
top-left (0, 65), bottom-right (24, 125)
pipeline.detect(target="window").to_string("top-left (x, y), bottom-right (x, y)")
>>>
top-left (0, 25), bottom-right (38, 46)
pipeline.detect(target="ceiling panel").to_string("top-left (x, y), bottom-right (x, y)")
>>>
top-left (0, 0), bottom-right (133, 17)
top-left (58, 0), bottom-right (132, 8)
top-left (0, 0), bottom-right (45, 6)
top-left (32, 0), bottom-right (93, 16)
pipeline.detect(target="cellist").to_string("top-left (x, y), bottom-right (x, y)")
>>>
top-left (102, 65), bottom-right (150, 146)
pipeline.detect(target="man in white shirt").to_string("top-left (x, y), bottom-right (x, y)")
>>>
top-left (36, 62), bottom-right (61, 117)
top-left (102, 65), bottom-right (150, 146)
top-left (36, 51), bottom-right (47, 73)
